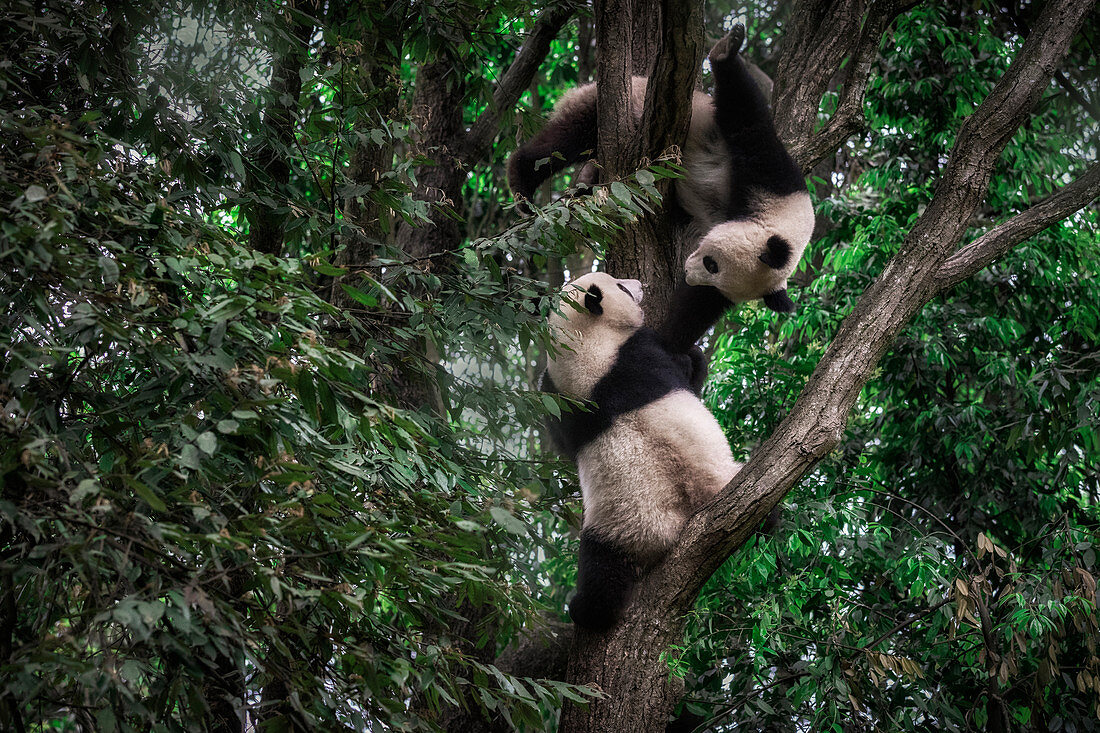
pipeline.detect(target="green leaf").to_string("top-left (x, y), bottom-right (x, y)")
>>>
top-left (340, 284), bottom-right (378, 308)
top-left (24, 184), bottom-right (47, 202)
top-left (311, 260), bottom-right (347, 277)
top-left (541, 393), bottom-right (561, 418)
top-left (228, 151), bottom-right (245, 179)
top-left (123, 476), bottom-right (167, 512)
top-left (489, 506), bottom-right (527, 537)
top-left (179, 444), bottom-right (203, 470)
top-left (98, 256), bottom-right (119, 284)
top-left (196, 431), bottom-right (217, 455)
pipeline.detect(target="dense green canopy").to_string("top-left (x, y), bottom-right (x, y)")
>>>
top-left (1, 1), bottom-right (1096, 731)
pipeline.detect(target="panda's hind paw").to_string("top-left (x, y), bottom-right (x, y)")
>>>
top-left (709, 23), bottom-right (746, 65)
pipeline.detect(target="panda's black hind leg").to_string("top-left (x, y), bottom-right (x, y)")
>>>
top-left (569, 530), bottom-right (640, 631)
top-left (707, 22), bottom-right (745, 65)
top-left (708, 23), bottom-right (771, 138)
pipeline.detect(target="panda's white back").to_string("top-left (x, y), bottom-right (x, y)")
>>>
top-left (551, 78), bottom-right (729, 231)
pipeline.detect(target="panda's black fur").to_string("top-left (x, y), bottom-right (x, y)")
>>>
top-left (542, 273), bottom-right (741, 631)
top-left (510, 25), bottom-right (814, 340)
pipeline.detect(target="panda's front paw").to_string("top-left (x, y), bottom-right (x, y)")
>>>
top-left (709, 23), bottom-right (746, 65)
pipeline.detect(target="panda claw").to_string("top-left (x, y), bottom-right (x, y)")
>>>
top-left (709, 23), bottom-right (745, 65)
top-left (762, 289), bottom-right (794, 313)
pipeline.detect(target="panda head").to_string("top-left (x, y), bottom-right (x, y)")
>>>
top-left (549, 272), bottom-right (644, 336)
top-left (683, 194), bottom-right (814, 313)
top-left (547, 272), bottom-right (644, 395)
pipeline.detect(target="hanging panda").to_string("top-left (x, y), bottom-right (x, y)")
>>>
top-left (509, 26), bottom-right (814, 339)
top-left (542, 272), bottom-right (742, 630)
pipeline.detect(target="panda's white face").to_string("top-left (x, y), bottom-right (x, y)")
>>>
top-left (547, 272), bottom-right (644, 398)
top-left (684, 192), bottom-right (814, 304)
top-left (684, 220), bottom-right (781, 301)
top-left (549, 272), bottom-right (644, 334)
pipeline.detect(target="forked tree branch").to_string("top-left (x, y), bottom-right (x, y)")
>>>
top-left (637, 0), bottom-right (704, 169)
top-left (656, 0), bottom-right (1094, 615)
top-left (594, 0), bottom-right (706, 325)
top-left (936, 162), bottom-right (1100, 291)
top-left (776, 0), bottom-right (913, 173)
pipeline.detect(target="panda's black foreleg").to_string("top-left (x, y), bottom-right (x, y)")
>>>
top-left (656, 281), bottom-right (735, 355)
top-left (568, 529), bottom-right (640, 631)
top-left (507, 97), bottom-right (599, 208)
top-left (686, 345), bottom-right (708, 397)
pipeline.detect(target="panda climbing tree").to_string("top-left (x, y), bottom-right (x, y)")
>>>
top-left (539, 272), bottom-right (743, 631)
top-left (503, 2), bottom-right (1099, 732)
top-left (509, 23), bottom-right (815, 352)
top-left (515, 25), bottom-right (807, 633)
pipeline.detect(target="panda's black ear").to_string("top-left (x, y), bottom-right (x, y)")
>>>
top-left (763, 288), bottom-right (794, 313)
top-left (584, 285), bottom-right (604, 315)
top-left (759, 235), bottom-right (792, 270)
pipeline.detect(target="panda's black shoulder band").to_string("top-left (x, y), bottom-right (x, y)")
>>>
top-left (759, 235), bottom-right (792, 270)
top-left (762, 289), bottom-right (794, 313)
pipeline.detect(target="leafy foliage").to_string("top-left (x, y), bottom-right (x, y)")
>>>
top-left (1, 0), bottom-right (1097, 731)
top-left (0, 1), bottom-right (637, 729)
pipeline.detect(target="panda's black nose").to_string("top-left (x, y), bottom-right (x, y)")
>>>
top-left (703, 256), bottom-right (719, 274)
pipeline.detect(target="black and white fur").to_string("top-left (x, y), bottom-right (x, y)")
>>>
top-left (509, 26), bottom-right (814, 343)
top-left (542, 272), bottom-right (742, 630)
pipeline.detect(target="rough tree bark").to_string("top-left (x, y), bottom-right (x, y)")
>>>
top-left (557, 0), bottom-right (1097, 730)
top-left (350, 6), bottom-right (572, 414)
top-left (596, 0), bottom-right (705, 326)
top-left (395, 5), bottom-right (573, 265)
top-left (773, 0), bottom-right (916, 174)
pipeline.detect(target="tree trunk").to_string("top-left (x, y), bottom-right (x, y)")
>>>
top-left (559, 612), bottom-right (686, 731)
top-left (595, 0), bottom-right (704, 326)
top-left (244, 1), bottom-right (316, 257)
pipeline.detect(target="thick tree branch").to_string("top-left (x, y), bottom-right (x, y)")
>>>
top-left (638, 0), bottom-right (704, 177)
top-left (936, 162), bottom-right (1100, 291)
top-left (774, 0), bottom-right (913, 172)
top-left (596, 0), bottom-right (707, 326)
top-left (463, 5), bottom-right (574, 161)
top-left (658, 0), bottom-right (1093, 613)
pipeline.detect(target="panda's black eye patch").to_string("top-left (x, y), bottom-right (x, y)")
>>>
top-left (616, 283), bottom-right (634, 301)
top-left (703, 256), bottom-right (719, 274)
top-left (583, 285), bottom-right (604, 315)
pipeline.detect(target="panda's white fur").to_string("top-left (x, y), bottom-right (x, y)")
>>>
top-left (575, 389), bottom-right (742, 564)
top-left (547, 272), bottom-right (643, 397)
top-left (544, 272), bottom-right (741, 627)
top-left (547, 78), bottom-right (729, 229)
top-left (684, 191), bottom-right (815, 302)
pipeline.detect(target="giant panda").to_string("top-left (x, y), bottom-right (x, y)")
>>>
top-left (542, 272), bottom-right (742, 630)
top-left (509, 26), bottom-right (814, 348)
